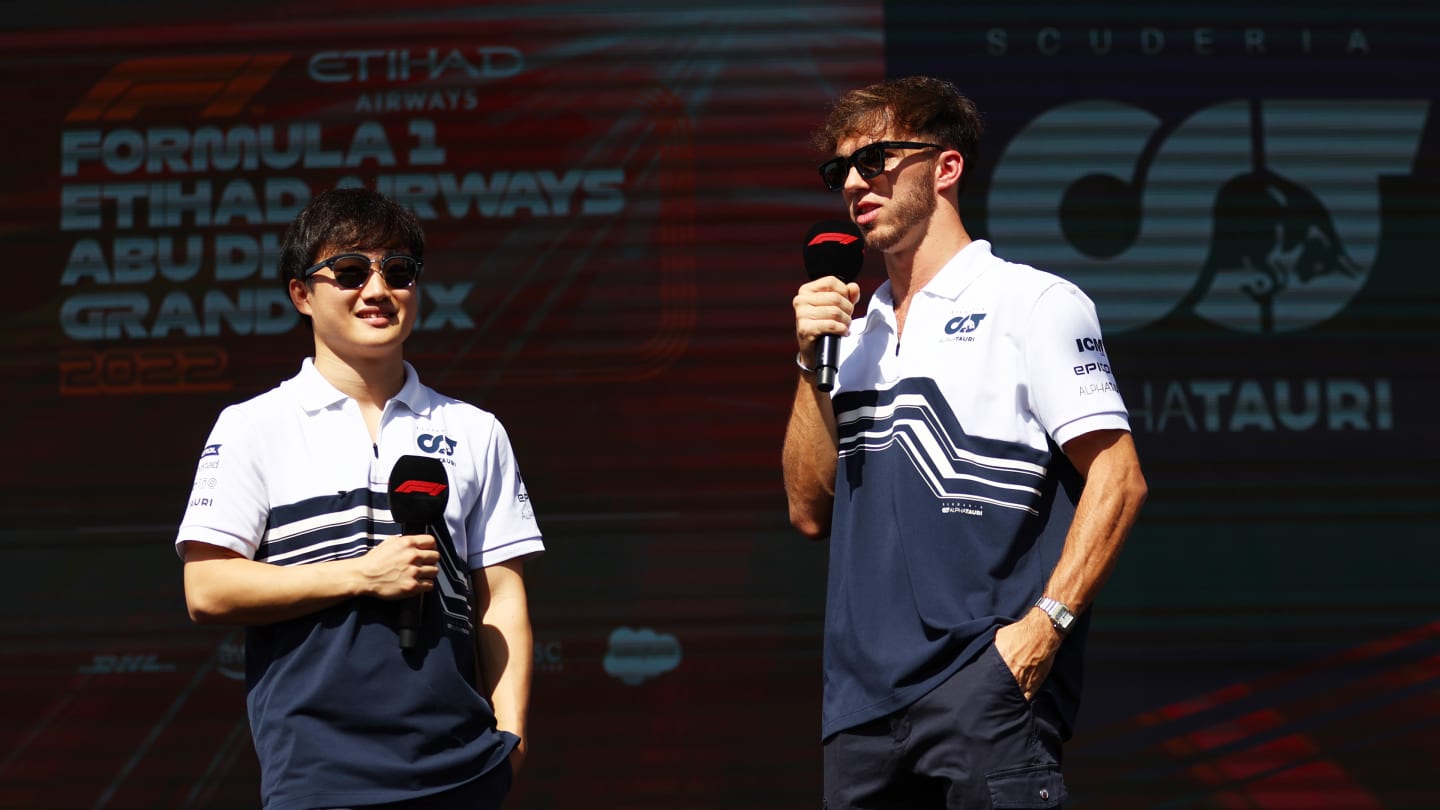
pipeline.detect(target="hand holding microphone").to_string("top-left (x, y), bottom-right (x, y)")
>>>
top-left (799, 220), bottom-right (865, 392)
top-left (387, 455), bottom-right (450, 651)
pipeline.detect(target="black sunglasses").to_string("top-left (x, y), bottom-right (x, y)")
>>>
top-left (818, 140), bottom-right (944, 191)
top-left (302, 253), bottom-right (424, 290)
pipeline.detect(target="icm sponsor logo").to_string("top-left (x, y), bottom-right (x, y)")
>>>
top-left (201, 444), bottom-right (222, 458)
top-left (1075, 336), bottom-right (1106, 354)
top-left (604, 627), bottom-right (681, 686)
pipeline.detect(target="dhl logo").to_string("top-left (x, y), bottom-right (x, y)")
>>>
top-left (66, 53), bottom-right (289, 122)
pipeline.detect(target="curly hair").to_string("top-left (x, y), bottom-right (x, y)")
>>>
top-left (813, 76), bottom-right (984, 172)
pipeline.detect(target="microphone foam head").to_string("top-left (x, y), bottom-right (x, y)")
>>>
top-left (388, 455), bottom-right (450, 524)
top-left (803, 219), bottom-right (865, 283)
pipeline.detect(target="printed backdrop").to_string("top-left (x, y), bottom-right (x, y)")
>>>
top-left (1, 1), bottom-right (1436, 807)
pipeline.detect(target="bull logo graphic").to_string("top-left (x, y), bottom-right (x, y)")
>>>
top-left (988, 98), bottom-right (1427, 334)
top-left (1199, 170), bottom-right (1360, 332)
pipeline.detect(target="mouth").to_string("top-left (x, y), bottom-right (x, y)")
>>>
top-left (356, 308), bottom-right (397, 326)
top-left (853, 201), bottom-right (881, 227)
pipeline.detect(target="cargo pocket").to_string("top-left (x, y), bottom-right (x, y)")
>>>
top-left (986, 763), bottom-right (1066, 809)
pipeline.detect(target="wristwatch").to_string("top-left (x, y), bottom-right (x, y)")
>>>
top-left (1034, 597), bottom-right (1076, 635)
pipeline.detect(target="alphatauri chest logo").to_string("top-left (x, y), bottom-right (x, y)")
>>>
top-left (417, 433), bottom-right (458, 455)
top-left (944, 313), bottom-right (988, 342)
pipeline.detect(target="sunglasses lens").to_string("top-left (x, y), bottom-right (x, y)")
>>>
top-left (330, 256), bottom-right (371, 289)
top-left (852, 144), bottom-right (887, 178)
top-left (381, 257), bottom-right (419, 288)
top-left (818, 158), bottom-right (846, 191)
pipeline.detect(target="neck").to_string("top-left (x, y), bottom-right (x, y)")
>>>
top-left (884, 208), bottom-right (972, 305)
top-left (312, 348), bottom-right (407, 410)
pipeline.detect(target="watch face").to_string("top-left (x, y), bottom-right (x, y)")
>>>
top-left (1038, 598), bottom-right (1074, 632)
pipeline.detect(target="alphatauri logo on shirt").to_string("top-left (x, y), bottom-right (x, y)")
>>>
top-left (417, 433), bottom-right (459, 455)
top-left (943, 313), bottom-right (988, 342)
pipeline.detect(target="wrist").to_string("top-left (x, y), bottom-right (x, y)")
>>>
top-left (795, 351), bottom-right (816, 375)
top-left (1033, 596), bottom-right (1076, 636)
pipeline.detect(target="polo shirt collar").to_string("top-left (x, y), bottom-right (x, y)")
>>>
top-left (293, 358), bottom-right (431, 415)
top-left (918, 239), bottom-right (994, 301)
top-left (857, 239), bottom-right (995, 337)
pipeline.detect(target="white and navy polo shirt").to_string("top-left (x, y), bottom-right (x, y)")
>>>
top-left (176, 358), bottom-right (543, 810)
top-left (821, 240), bottom-right (1129, 740)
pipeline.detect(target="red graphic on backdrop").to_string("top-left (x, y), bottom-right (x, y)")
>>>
top-left (66, 53), bottom-right (290, 122)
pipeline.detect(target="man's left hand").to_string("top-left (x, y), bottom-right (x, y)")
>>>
top-left (993, 609), bottom-right (1063, 701)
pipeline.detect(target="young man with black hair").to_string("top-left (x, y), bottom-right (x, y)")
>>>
top-left (178, 188), bottom-right (542, 810)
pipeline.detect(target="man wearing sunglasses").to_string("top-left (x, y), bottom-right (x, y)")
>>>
top-left (176, 188), bottom-right (543, 810)
top-left (785, 77), bottom-right (1147, 808)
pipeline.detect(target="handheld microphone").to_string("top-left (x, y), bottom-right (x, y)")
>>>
top-left (387, 455), bottom-right (450, 651)
top-left (803, 220), bottom-right (865, 392)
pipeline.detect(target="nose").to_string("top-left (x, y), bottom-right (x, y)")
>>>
top-left (842, 162), bottom-right (870, 194)
top-left (358, 263), bottom-right (390, 296)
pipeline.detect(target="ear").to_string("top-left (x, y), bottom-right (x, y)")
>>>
top-left (933, 149), bottom-right (965, 194)
top-left (289, 277), bottom-right (313, 316)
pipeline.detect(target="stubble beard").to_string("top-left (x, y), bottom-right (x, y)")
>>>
top-left (861, 166), bottom-right (937, 253)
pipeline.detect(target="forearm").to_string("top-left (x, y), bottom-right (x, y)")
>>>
top-left (475, 560), bottom-right (533, 741)
top-left (482, 601), bottom-right (532, 740)
top-left (1040, 432), bottom-right (1148, 617)
top-left (182, 547), bottom-right (361, 625)
top-left (782, 373), bottom-right (839, 538)
top-left (994, 430), bottom-right (1147, 697)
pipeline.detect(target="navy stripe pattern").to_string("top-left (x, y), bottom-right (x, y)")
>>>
top-left (834, 378), bottom-right (1050, 515)
top-left (260, 488), bottom-right (472, 629)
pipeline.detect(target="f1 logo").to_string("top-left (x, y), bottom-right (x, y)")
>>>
top-left (808, 232), bottom-right (861, 247)
top-left (66, 53), bottom-right (289, 122)
top-left (393, 480), bottom-right (448, 496)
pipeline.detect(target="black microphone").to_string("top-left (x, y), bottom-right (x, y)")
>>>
top-left (803, 220), bottom-right (865, 392)
top-left (387, 455), bottom-right (450, 651)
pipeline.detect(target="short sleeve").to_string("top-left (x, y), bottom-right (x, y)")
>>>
top-left (1025, 283), bottom-right (1132, 447)
top-left (465, 420), bottom-right (545, 570)
top-left (174, 406), bottom-right (271, 559)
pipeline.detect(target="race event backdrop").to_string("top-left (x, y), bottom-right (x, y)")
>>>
top-left (1, 1), bottom-right (1436, 807)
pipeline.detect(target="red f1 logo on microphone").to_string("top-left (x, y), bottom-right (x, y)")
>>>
top-left (394, 480), bottom-right (448, 496)
top-left (808, 232), bottom-right (861, 247)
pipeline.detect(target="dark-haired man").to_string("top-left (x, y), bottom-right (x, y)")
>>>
top-left (177, 188), bottom-right (543, 810)
top-left (784, 76), bottom-right (1147, 808)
